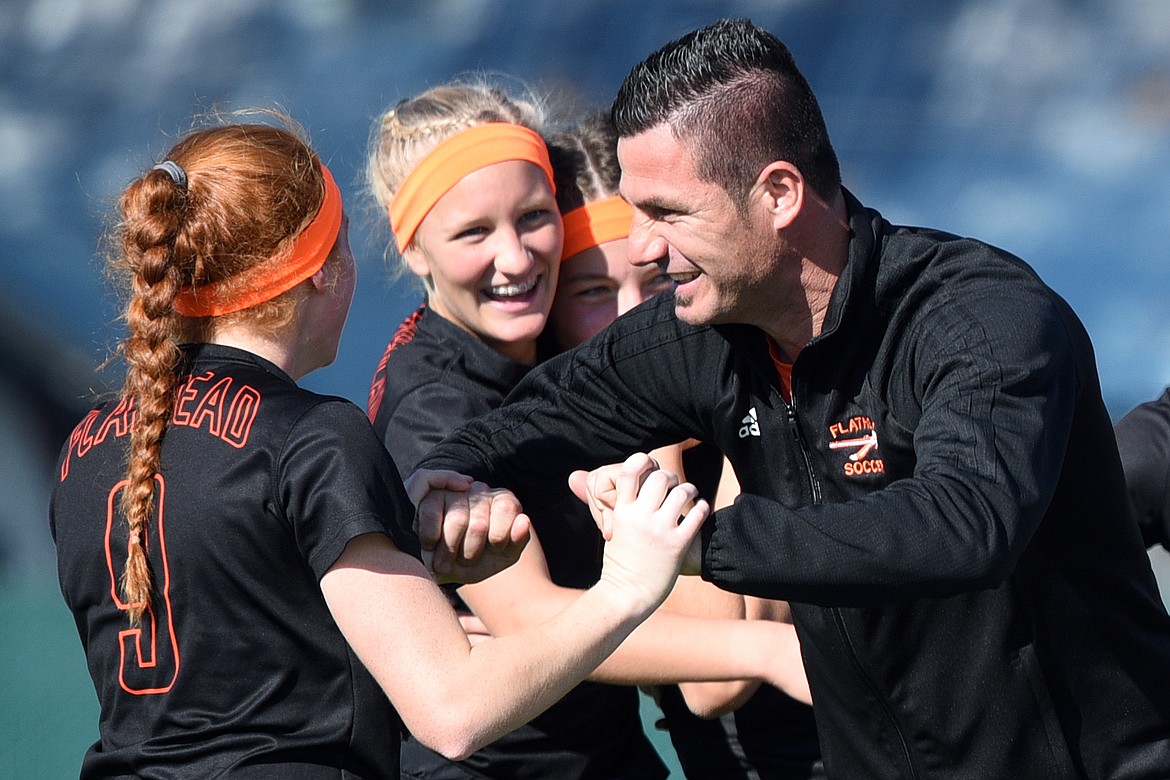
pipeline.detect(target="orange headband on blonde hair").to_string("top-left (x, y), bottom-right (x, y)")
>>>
top-left (389, 123), bottom-right (555, 253)
top-left (174, 163), bottom-right (343, 318)
top-left (560, 195), bottom-right (634, 261)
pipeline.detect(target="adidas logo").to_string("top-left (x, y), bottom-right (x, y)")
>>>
top-left (739, 407), bottom-right (760, 438)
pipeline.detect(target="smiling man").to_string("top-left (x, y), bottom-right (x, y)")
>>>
top-left (415, 18), bottom-right (1170, 779)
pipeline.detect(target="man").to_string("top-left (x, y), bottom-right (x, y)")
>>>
top-left (413, 18), bottom-right (1170, 778)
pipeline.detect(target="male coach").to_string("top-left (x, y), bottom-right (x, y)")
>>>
top-left (411, 18), bottom-right (1170, 779)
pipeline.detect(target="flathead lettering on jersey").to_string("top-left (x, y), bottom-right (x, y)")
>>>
top-left (106, 475), bottom-right (180, 695)
top-left (60, 373), bottom-right (263, 482)
top-left (59, 397), bottom-right (137, 481)
top-left (828, 416), bottom-right (885, 477)
top-left (172, 371), bottom-right (261, 448)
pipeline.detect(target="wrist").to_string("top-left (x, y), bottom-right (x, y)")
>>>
top-left (589, 574), bottom-right (662, 627)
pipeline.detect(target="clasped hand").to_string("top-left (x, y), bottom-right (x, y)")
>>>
top-left (406, 454), bottom-right (709, 590)
top-left (569, 453), bottom-right (705, 575)
top-left (405, 469), bottom-right (530, 584)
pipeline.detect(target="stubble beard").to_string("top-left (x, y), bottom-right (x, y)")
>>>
top-left (671, 289), bottom-right (704, 326)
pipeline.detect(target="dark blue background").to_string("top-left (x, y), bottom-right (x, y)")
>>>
top-left (3, 2), bottom-right (1169, 775)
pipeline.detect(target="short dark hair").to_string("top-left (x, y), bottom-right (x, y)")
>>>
top-left (612, 18), bottom-right (841, 205)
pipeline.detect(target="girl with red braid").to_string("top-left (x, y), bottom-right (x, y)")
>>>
top-left (49, 112), bottom-right (706, 780)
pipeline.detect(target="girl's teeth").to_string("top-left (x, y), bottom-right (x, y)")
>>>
top-left (492, 279), bottom-right (536, 297)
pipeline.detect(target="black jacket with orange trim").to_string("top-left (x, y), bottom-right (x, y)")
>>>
top-left (420, 190), bottom-right (1170, 779)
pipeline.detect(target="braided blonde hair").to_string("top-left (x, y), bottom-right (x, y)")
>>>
top-left (547, 112), bottom-right (622, 214)
top-left (365, 79), bottom-right (549, 278)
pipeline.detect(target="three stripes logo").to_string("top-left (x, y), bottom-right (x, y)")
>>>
top-left (739, 407), bottom-right (760, 438)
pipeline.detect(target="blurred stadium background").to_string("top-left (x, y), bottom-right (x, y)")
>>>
top-left (2, 1), bottom-right (1169, 776)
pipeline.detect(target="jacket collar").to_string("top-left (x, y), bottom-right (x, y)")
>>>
top-left (812, 187), bottom-right (884, 348)
top-left (714, 188), bottom-right (886, 389)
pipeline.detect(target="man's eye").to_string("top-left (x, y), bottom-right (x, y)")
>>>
top-left (643, 206), bottom-right (678, 222)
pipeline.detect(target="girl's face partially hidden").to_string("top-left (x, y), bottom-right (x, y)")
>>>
top-left (549, 237), bottom-right (674, 351)
top-left (406, 160), bottom-right (563, 365)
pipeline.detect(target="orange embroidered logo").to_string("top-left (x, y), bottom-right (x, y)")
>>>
top-left (828, 416), bottom-right (885, 477)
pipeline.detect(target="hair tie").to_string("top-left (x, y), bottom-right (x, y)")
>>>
top-left (173, 163), bottom-right (343, 318)
top-left (152, 160), bottom-right (188, 191)
top-left (560, 195), bottom-right (634, 261)
top-left (389, 123), bottom-right (555, 253)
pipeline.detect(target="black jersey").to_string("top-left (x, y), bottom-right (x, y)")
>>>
top-left (651, 443), bottom-right (824, 780)
top-left (51, 343), bottom-right (420, 779)
top-left (369, 306), bottom-right (667, 780)
top-left (368, 306), bottom-right (531, 479)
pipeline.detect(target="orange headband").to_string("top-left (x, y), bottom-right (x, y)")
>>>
top-left (174, 164), bottom-right (343, 318)
top-left (560, 195), bottom-right (634, 261)
top-left (389, 123), bottom-right (555, 253)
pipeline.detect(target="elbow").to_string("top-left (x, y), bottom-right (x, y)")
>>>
top-left (400, 695), bottom-right (494, 761)
top-left (934, 550), bottom-right (1023, 601)
top-left (929, 491), bottom-right (1030, 594)
top-left (431, 736), bottom-right (479, 763)
top-left (976, 550), bottom-right (1018, 589)
top-left (678, 680), bottom-right (754, 720)
top-left (407, 719), bottom-right (485, 762)
top-left (928, 542), bottom-right (1017, 596)
top-left (687, 697), bottom-right (736, 720)
top-left (962, 517), bottom-right (1024, 591)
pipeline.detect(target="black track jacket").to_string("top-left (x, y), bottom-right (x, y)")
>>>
top-left (420, 191), bottom-right (1170, 779)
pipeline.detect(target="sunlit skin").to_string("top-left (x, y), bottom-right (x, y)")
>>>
top-left (212, 213), bottom-right (357, 382)
top-left (404, 160), bottom-right (563, 365)
top-left (548, 237), bottom-right (674, 351)
top-left (304, 213), bottom-right (357, 374)
top-left (617, 126), bottom-right (783, 330)
top-left (617, 124), bottom-right (846, 361)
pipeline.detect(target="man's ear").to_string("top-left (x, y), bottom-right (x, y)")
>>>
top-left (755, 161), bottom-right (804, 231)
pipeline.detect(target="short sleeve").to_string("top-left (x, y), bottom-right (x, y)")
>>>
top-left (278, 399), bottom-right (421, 579)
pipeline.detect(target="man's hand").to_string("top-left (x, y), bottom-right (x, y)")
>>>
top-left (404, 468), bottom-right (475, 508)
top-left (568, 455), bottom-right (662, 540)
top-left (405, 469), bottom-right (531, 584)
top-left (570, 452), bottom-right (671, 541)
top-left (571, 453), bottom-right (704, 575)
